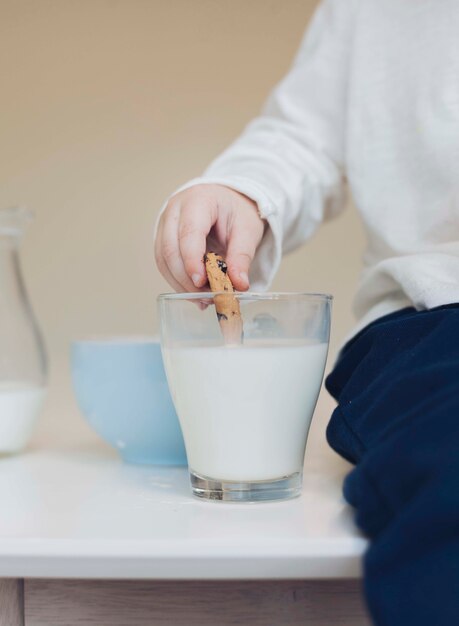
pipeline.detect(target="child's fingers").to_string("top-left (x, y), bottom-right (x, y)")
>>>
top-left (178, 202), bottom-right (214, 288)
top-left (154, 218), bottom-right (187, 292)
top-left (226, 216), bottom-right (261, 292)
top-left (155, 186), bottom-right (263, 294)
top-left (160, 204), bottom-right (198, 292)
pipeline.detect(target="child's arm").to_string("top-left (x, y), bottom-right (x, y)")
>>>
top-left (156, 0), bottom-right (357, 292)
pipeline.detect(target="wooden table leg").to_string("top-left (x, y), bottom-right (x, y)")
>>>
top-left (0, 579), bottom-right (24, 626)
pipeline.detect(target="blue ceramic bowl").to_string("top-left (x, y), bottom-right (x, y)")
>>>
top-left (71, 337), bottom-right (187, 465)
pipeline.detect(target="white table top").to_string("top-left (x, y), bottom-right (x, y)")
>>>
top-left (0, 392), bottom-right (367, 580)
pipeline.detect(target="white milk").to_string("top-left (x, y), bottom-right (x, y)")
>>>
top-left (163, 341), bottom-right (328, 481)
top-left (0, 382), bottom-right (46, 453)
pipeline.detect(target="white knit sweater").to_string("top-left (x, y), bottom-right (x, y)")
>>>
top-left (172, 0), bottom-right (459, 336)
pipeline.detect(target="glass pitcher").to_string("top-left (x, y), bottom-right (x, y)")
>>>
top-left (0, 207), bottom-right (47, 454)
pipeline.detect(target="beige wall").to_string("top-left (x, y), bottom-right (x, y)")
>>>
top-left (0, 0), bottom-right (365, 444)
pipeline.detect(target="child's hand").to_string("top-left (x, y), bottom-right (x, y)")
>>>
top-left (155, 184), bottom-right (265, 292)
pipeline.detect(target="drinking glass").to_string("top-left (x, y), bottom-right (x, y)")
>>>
top-left (158, 292), bottom-right (331, 502)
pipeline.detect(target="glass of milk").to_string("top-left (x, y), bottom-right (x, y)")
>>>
top-left (0, 207), bottom-right (48, 454)
top-left (158, 292), bottom-right (331, 502)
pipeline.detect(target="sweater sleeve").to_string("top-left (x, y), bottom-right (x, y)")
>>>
top-left (167, 0), bottom-right (357, 289)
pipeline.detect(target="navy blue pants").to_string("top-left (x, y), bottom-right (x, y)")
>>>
top-left (325, 304), bottom-right (459, 626)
